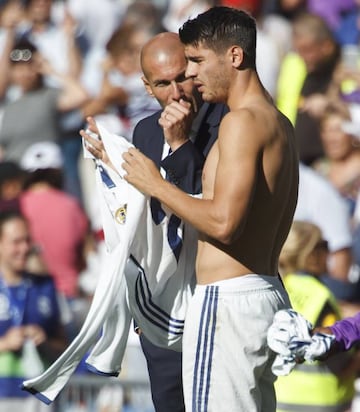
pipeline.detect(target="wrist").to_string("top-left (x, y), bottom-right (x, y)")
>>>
top-left (152, 176), bottom-right (171, 200)
top-left (167, 138), bottom-right (189, 152)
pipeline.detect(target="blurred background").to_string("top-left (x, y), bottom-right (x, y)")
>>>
top-left (0, 0), bottom-right (360, 411)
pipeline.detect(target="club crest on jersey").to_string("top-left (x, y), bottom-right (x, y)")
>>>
top-left (115, 204), bottom-right (127, 224)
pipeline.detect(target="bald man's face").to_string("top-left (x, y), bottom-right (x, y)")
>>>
top-left (142, 49), bottom-right (200, 111)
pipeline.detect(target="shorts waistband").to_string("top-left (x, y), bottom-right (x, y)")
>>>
top-left (195, 274), bottom-right (283, 292)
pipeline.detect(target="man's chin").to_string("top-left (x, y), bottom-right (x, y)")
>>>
top-left (201, 92), bottom-right (219, 104)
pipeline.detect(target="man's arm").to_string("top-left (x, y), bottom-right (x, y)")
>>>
top-left (133, 102), bottom-right (207, 194)
top-left (123, 110), bottom-right (262, 244)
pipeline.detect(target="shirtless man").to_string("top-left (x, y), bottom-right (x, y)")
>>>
top-left (122, 7), bottom-right (298, 411)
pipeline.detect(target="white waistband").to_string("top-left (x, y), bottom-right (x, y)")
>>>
top-left (196, 274), bottom-right (282, 291)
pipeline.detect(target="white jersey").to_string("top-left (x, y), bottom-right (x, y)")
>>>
top-left (22, 123), bottom-right (196, 403)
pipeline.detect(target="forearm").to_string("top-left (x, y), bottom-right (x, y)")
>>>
top-left (328, 248), bottom-right (353, 282)
top-left (100, 78), bottom-right (128, 107)
top-left (152, 178), bottom-right (235, 244)
top-left (0, 337), bottom-right (12, 352)
top-left (57, 74), bottom-right (89, 111)
top-left (65, 33), bottom-right (82, 79)
top-left (81, 97), bottom-right (109, 118)
top-left (0, 326), bottom-right (25, 352)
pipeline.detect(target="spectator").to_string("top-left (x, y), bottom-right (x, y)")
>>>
top-left (19, 142), bottom-right (90, 337)
top-left (295, 164), bottom-right (355, 289)
top-left (0, 210), bottom-right (67, 412)
top-left (314, 103), bottom-right (360, 218)
top-left (82, 22), bottom-right (161, 140)
top-left (277, 12), bottom-right (341, 165)
top-left (312, 102), bottom-right (360, 276)
top-left (20, 0), bottom-right (88, 202)
top-left (0, 0), bottom-right (25, 100)
top-left (0, 38), bottom-right (88, 163)
top-left (276, 220), bottom-right (358, 412)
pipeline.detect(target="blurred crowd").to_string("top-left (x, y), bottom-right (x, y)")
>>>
top-left (0, 0), bottom-right (360, 410)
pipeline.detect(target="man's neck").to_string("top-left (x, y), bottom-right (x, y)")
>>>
top-left (227, 71), bottom-right (266, 110)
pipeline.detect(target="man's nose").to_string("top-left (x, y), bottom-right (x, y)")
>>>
top-left (185, 61), bottom-right (197, 80)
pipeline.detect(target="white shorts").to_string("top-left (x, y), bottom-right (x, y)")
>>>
top-left (182, 274), bottom-right (291, 412)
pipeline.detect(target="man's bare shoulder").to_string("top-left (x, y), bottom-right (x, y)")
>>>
top-left (218, 102), bottom-right (281, 146)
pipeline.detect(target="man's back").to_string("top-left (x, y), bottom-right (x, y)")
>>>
top-left (197, 94), bottom-right (298, 283)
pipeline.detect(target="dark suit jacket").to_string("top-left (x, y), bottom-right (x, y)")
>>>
top-left (132, 103), bottom-right (228, 194)
top-left (131, 102), bottom-right (227, 412)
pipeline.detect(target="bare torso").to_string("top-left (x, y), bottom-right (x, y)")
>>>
top-left (196, 100), bottom-right (298, 284)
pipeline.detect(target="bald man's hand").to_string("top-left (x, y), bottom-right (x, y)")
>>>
top-left (159, 99), bottom-right (195, 152)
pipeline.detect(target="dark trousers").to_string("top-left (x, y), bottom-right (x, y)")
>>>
top-left (140, 333), bottom-right (185, 412)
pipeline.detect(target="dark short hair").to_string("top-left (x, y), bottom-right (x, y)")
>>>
top-left (179, 6), bottom-right (257, 69)
top-left (23, 168), bottom-right (63, 191)
top-left (0, 161), bottom-right (24, 188)
top-left (0, 210), bottom-right (26, 236)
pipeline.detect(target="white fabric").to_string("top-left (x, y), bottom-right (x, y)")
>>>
top-left (267, 309), bottom-right (336, 376)
top-left (22, 123), bottom-right (196, 403)
top-left (294, 164), bottom-right (352, 252)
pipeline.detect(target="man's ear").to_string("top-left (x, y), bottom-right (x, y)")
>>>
top-left (229, 45), bottom-right (244, 68)
top-left (142, 76), bottom-right (154, 97)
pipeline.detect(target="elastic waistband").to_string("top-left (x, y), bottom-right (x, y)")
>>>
top-left (195, 274), bottom-right (283, 293)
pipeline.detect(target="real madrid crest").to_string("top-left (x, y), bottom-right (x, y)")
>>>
top-left (115, 204), bottom-right (127, 224)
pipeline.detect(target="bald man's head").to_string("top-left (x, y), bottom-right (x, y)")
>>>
top-left (141, 32), bottom-right (185, 79)
top-left (140, 31), bottom-right (200, 111)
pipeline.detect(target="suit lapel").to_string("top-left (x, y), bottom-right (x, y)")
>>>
top-left (143, 113), bottom-right (164, 167)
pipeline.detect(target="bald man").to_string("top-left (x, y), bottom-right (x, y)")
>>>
top-left (83, 32), bottom-right (227, 411)
top-left (133, 33), bottom-right (228, 412)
